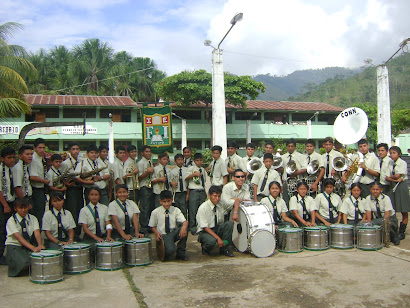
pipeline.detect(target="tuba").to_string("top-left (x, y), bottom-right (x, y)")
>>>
top-left (332, 157), bottom-right (348, 197)
top-left (247, 158), bottom-right (263, 174)
top-left (332, 157), bottom-right (348, 172)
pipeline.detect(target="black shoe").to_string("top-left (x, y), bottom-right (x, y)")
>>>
top-left (398, 233), bottom-right (406, 241)
top-left (220, 249), bottom-right (234, 257)
top-left (392, 237), bottom-right (401, 246)
top-left (0, 256), bottom-right (7, 265)
top-left (202, 248), bottom-right (210, 255)
top-left (176, 255), bottom-right (189, 261)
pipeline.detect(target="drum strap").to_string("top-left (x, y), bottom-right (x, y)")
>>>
top-left (13, 214), bottom-right (31, 242)
top-left (116, 199), bottom-right (131, 234)
top-left (323, 193), bottom-right (337, 223)
top-left (87, 204), bottom-right (103, 237)
top-left (268, 196), bottom-right (280, 222)
top-left (52, 210), bottom-right (69, 240)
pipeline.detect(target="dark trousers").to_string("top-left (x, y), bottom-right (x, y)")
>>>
top-left (174, 192), bottom-right (188, 219)
top-left (198, 221), bottom-right (234, 252)
top-left (128, 189), bottom-right (139, 206)
top-left (359, 182), bottom-right (373, 199)
top-left (163, 227), bottom-right (188, 259)
top-left (0, 202), bottom-right (13, 257)
top-left (65, 186), bottom-right (84, 237)
top-left (188, 190), bottom-right (206, 233)
top-left (139, 186), bottom-right (154, 233)
top-left (31, 187), bottom-right (46, 226)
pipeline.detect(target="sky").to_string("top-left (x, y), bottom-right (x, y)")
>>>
top-left (1, 0), bottom-right (409, 77)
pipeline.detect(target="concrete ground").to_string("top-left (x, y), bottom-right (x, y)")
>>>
top-left (1, 231), bottom-right (409, 308)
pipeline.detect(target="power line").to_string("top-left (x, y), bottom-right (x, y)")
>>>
top-left (224, 50), bottom-right (305, 63)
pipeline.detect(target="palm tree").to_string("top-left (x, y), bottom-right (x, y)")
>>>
top-left (0, 22), bottom-right (36, 117)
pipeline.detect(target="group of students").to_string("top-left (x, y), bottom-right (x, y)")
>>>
top-left (0, 136), bottom-right (408, 276)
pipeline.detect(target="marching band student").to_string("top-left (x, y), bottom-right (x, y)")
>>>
top-left (46, 154), bottom-right (67, 193)
top-left (112, 146), bottom-right (126, 185)
top-left (260, 181), bottom-right (298, 228)
top-left (252, 153), bottom-right (281, 201)
top-left (29, 138), bottom-right (50, 223)
top-left (5, 198), bottom-right (44, 277)
top-left (322, 137), bottom-right (344, 181)
top-left (149, 190), bottom-right (189, 261)
top-left (183, 146), bottom-right (194, 168)
top-left (186, 153), bottom-right (207, 235)
top-left (206, 145), bottom-right (228, 187)
top-left (97, 145), bottom-right (111, 205)
top-left (304, 139), bottom-right (325, 196)
top-left (242, 143), bottom-right (257, 165)
top-left (152, 152), bottom-right (171, 208)
top-left (289, 181), bottom-right (317, 227)
top-left (281, 138), bottom-right (306, 204)
top-left (137, 145), bottom-right (154, 234)
top-left (386, 146), bottom-right (410, 240)
top-left (367, 182), bottom-right (400, 245)
top-left (196, 185), bottom-right (235, 257)
top-left (79, 187), bottom-right (113, 243)
top-left (108, 184), bottom-right (144, 240)
top-left (344, 139), bottom-right (380, 198)
top-left (340, 183), bottom-right (371, 225)
top-left (376, 143), bottom-right (393, 194)
top-left (42, 192), bottom-right (76, 249)
top-left (263, 141), bottom-right (275, 155)
top-left (226, 141), bottom-right (246, 181)
top-left (123, 145), bottom-right (139, 204)
top-left (315, 178), bottom-right (342, 226)
top-left (12, 145), bottom-right (33, 199)
top-left (0, 147), bottom-right (16, 265)
top-left (170, 154), bottom-right (188, 218)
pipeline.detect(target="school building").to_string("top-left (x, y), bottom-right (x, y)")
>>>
top-left (1, 94), bottom-right (347, 152)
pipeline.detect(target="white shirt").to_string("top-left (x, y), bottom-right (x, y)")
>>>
top-left (260, 196), bottom-right (288, 222)
top-left (123, 157), bottom-right (138, 191)
top-left (351, 152), bottom-right (380, 184)
top-left (209, 157), bottom-right (228, 186)
top-left (251, 166), bottom-right (282, 196)
top-left (281, 151), bottom-right (306, 181)
top-left (187, 165), bottom-right (206, 190)
top-left (226, 153), bottom-right (247, 173)
top-left (366, 194), bottom-right (395, 218)
top-left (112, 158), bottom-right (125, 184)
top-left (137, 157), bottom-right (153, 188)
top-left (6, 213), bottom-right (39, 246)
top-left (149, 206), bottom-right (186, 234)
top-left (305, 151), bottom-right (324, 177)
top-left (108, 199), bottom-right (140, 231)
top-left (221, 181), bottom-right (250, 211)
top-left (29, 151), bottom-right (47, 188)
top-left (196, 199), bottom-right (231, 233)
top-left (170, 166), bottom-right (188, 192)
top-left (46, 166), bottom-right (62, 188)
top-left (12, 160), bottom-right (32, 197)
top-left (339, 196), bottom-right (370, 221)
top-left (289, 194), bottom-right (317, 219)
top-left (322, 150), bottom-right (344, 179)
top-left (390, 158), bottom-right (408, 181)
top-left (152, 164), bottom-right (171, 195)
top-left (379, 156), bottom-right (393, 185)
top-left (0, 163), bottom-right (15, 202)
top-left (315, 192), bottom-right (342, 220)
top-left (42, 208), bottom-right (76, 238)
top-left (78, 202), bottom-right (110, 235)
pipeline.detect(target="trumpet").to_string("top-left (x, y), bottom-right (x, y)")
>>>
top-left (146, 161), bottom-right (153, 188)
top-left (126, 161), bottom-right (140, 190)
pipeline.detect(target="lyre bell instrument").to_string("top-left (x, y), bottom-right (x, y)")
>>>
top-left (247, 158), bottom-right (262, 174)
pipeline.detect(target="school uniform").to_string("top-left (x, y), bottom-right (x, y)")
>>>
top-left (221, 181), bottom-right (250, 218)
top-left (209, 157), bottom-right (228, 186)
top-left (305, 152), bottom-right (324, 197)
top-left (96, 157), bottom-right (110, 206)
top-left (251, 166), bottom-right (281, 200)
top-left (366, 194), bottom-right (399, 240)
top-left (0, 163), bottom-right (15, 260)
top-left (123, 157), bottom-right (139, 205)
top-left (225, 153), bottom-right (247, 180)
top-left (379, 156), bottom-right (393, 194)
top-left (322, 150), bottom-right (344, 180)
top-left (187, 165), bottom-right (207, 234)
top-left (108, 199), bottom-right (140, 239)
top-left (183, 157), bottom-right (194, 168)
top-left (339, 195), bottom-right (370, 225)
top-left (29, 152), bottom-right (48, 224)
top-left (149, 205), bottom-right (187, 259)
top-left (5, 213), bottom-right (39, 277)
top-left (112, 158), bottom-right (125, 185)
top-left (12, 160), bottom-right (32, 198)
top-left (315, 192), bottom-right (342, 224)
top-left (196, 199), bottom-right (234, 253)
top-left (289, 194), bottom-right (317, 225)
top-left (79, 158), bottom-right (105, 205)
top-left (260, 196), bottom-right (290, 227)
top-left (389, 158), bottom-right (410, 213)
top-left (243, 155), bottom-right (258, 167)
top-left (137, 157), bottom-right (154, 234)
top-left (351, 152), bottom-right (380, 198)
top-left (46, 166), bottom-right (63, 191)
top-left (170, 166), bottom-right (188, 218)
top-left (78, 202), bottom-right (110, 242)
top-left (42, 207), bottom-right (76, 249)
top-left (281, 151), bottom-right (306, 204)
top-left (152, 164), bottom-right (171, 208)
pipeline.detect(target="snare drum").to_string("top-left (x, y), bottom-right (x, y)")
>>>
top-left (95, 241), bottom-right (123, 271)
top-left (357, 225), bottom-right (382, 251)
top-left (124, 238), bottom-right (152, 266)
top-left (278, 227), bottom-right (303, 253)
top-left (304, 226), bottom-right (329, 251)
top-left (330, 224), bottom-right (354, 249)
top-left (63, 243), bottom-right (91, 274)
top-left (232, 201), bottom-right (275, 258)
top-left (30, 250), bottom-right (64, 284)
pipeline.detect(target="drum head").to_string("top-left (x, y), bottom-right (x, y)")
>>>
top-left (156, 238), bottom-right (165, 262)
top-left (96, 241), bottom-right (123, 247)
top-left (305, 226), bottom-right (328, 231)
top-left (63, 243), bottom-right (91, 250)
top-left (126, 238), bottom-right (151, 244)
top-left (249, 230), bottom-right (275, 258)
top-left (359, 225), bottom-right (381, 230)
top-left (31, 249), bottom-right (62, 257)
top-left (279, 227), bottom-right (302, 233)
top-left (232, 207), bottom-right (251, 252)
top-left (330, 224), bottom-right (353, 229)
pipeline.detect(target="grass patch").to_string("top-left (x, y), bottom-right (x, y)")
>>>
top-left (122, 267), bottom-right (148, 308)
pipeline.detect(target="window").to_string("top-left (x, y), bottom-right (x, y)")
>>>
top-left (46, 141), bottom-right (59, 151)
top-left (264, 112), bottom-right (288, 123)
top-left (63, 108), bottom-right (96, 119)
top-left (172, 110), bottom-right (202, 120)
top-left (290, 113), bottom-right (312, 122)
top-left (318, 114), bottom-right (337, 125)
top-left (100, 109), bottom-right (131, 122)
top-left (234, 112), bottom-right (261, 121)
top-left (25, 107), bottom-right (59, 122)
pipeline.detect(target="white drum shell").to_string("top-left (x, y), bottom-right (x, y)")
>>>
top-left (249, 230), bottom-right (276, 258)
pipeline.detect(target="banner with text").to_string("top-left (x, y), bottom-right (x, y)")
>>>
top-left (141, 105), bottom-right (173, 154)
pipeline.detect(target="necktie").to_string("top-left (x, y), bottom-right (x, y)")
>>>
top-left (213, 206), bottom-right (218, 227)
top-left (327, 194), bottom-right (334, 223)
top-left (308, 155), bottom-right (311, 164)
top-left (95, 206), bottom-right (102, 237)
top-left (272, 199), bottom-right (279, 223)
top-left (361, 155), bottom-right (366, 176)
top-left (325, 154), bottom-right (330, 178)
top-left (57, 212), bottom-right (63, 240)
top-left (301, 198), bottom-right (307, 220)
top-left (164, 166), bottom-right (169, 190)
top-left (392, 164), bottom-right (396, 175)
top-left (378, 159), bottom-right (383, 181)
top-left (123, 202), bottom-right (131, 234)
top-left (20, 218), bottom-right (31, 242)
top-left (179, 168), bottom-right (184, 192)
top-left (248, 157), bottom-right (251, 161)
top-left (375, 198), bottom-right (382, 219)
top-left (354, 200), bottom-right (359, 225)
top-left (289, 154), bottom-right (292, 163)
top-left (9, 168), bottom-right (15, 196)
top-left (260, 169), bottom-right (269, 192)
top-left (165, 209), bottom-right (170, 233)
top-left (199, 169), bottom-right (205, 188)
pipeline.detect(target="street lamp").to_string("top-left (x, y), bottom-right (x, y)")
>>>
top-left (246, 112), bottom-right (258, 143)
top-left (204, 12), bottom-right (243, 159)
top-left (172, 112), bottom-right (187, 150)
top-left (307, 111), bottom-right (319, 139)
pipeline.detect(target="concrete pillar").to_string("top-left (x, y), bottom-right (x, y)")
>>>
top-left (246, 120), bottom-right (251, 143)
top-left (376, 65), bottom-right (392, 146)
top-left (181, 119), bottom-right (187, 150)
top-left (108, 120), bottom-right (115, 164)
top-left (307, 120), bottom-right (312, 139)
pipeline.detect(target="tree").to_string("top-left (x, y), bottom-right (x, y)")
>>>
top-left (155, 69), bottom-right (266, 125)
top-left (0, 22), bottom-right (36, 117)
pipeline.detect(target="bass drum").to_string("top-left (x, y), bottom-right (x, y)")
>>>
top-left (232, 201), bottom-right (275, 258)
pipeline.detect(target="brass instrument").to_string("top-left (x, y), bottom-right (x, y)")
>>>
top-left (126, 160), bottom-right (140, 190)
top-left (305, 160), bottom-right (321, 196)
top-left (146, 161), bottom-right (153, 189)
top-left (286, 160), bottom-right (299, 198)
top-left (272, 157), bottom-right (283, 170)
top-left (332, 157), bottom-right (348, 197)
top-left (344, 157), bottom-right (360, 185)
top-left (228, 157), bottom-right (236, 181)
top-left (80, 166), bottom-right (108, 181)
top-left (170, 175), bottom-right (178, 202)
top-left (247, 158), bottom-right (262, 174)
top-left (52, 169), bottom-right (80, 189)
top-left (158, 169), bottom-right (165, 191)
top-left (332, 157), bottom-right (348, 172)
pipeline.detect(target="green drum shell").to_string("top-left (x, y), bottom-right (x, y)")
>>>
top-left (278, 227), bottom-right (303, 253)
top-left (30, 250), bottom-right (64, 284)
top-left (95, 241), bottom-right (124, 271)
top-left (124, 238), bottom-right (153, 266)
top-left (304, 226), bottom-right (329, 251)
top-left (357, 225), bottom-right (383, 251)
top-left (63, 243), bottom-right (92, 274)
top-left (330, 224), bottom-right (354, 249)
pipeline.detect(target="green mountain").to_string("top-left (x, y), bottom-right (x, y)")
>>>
top-left (292, 53), bottom-right (410, 109)
top-left (253, 67), bottom-right (359, 101)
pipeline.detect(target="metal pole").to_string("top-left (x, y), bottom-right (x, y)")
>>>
top-left (246, 120), bottom-right (251, 143)
top-left (307, 120), bottom-right (312, 139)
top-left (108, 115), bottom-right (115, 164)
top-left (181, 118), bottom-right (187, 150)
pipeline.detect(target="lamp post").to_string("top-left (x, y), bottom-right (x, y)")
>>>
top-left (246, 112), bottom-right (258, 143)
top-left (307, 111), bottom-right (319, 139)
top-left (172, 112), bottom-right (187, 150)
top-left (205, 12), bottom-right (243, 159)
top-left (108, 113), bottom-right (115, 164)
